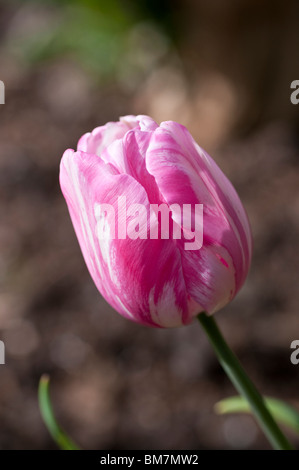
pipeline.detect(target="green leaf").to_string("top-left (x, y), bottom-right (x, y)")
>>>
top-left (215, 396), bottom-right (299, 435)
top-left (38, 374), bottom-right (80, 450)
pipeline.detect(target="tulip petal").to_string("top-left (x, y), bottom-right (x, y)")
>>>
top-left (77, 115), bottom-right (158, 158)
top-left (145, 122), bottom-right (251, 313)
top-left (77, 120), bottom-right (133, 156)
top-left (160, 121), bottom-right (252, 273)
top-left (60, 149), bottom-right (200, 327)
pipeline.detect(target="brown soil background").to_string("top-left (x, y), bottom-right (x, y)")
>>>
top-left (0, 0), bottom-right (299, 449)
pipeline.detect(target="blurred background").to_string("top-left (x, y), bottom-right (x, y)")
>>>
top-left (0, 0), bottom-right (299, 450)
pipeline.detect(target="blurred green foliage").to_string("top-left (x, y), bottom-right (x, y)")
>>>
top-left (38, 375), bottom-right (80, 450)
top-left (6, 0), bottom-right (176, 82)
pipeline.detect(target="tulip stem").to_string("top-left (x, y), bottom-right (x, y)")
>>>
top-left (197, 312), bottom-right (293, 450)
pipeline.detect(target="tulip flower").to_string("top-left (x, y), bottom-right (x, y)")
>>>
top-left (60, 115), bottom-right (252, 328)
top-left (59, 115), bottom-right (292, 450)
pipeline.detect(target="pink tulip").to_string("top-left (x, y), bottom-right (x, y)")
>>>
top-left (60, 115), bottom-right (252, 328)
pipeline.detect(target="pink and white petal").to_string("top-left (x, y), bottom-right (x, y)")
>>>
top-left (145, 126), bottom-right (227, 242)
top-left (159, 121), bottom-right (252, 284)
top-left (60, 149), bottom-right (119, 301)
top-left (120, 114), bottom-right (158, 132)
top-left (119, 115), bottom-right (141, 127)
top-left (144, 126), bottom-right (250, 312)
top-left (199, 146), bottom-right (252, 263)
top-left (77, 118), bottom-right (135, 156)
top-left (178, 240), bottom-right (236, 313)
top-left (60, 149), bottom-right (195, 327)
top-left (101, 128), bottom-right (162, 204)
top-left (135, 115), bottom-right (159, 132)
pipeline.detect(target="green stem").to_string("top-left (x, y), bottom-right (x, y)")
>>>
top-left (197, 312), bottom-right (293, 450)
